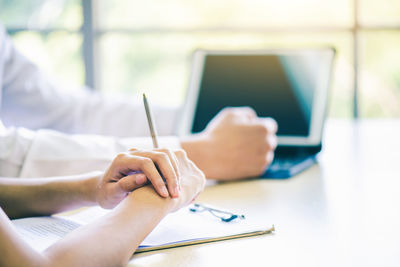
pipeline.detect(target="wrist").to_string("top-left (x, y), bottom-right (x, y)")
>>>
top-left (82, 171), bottom-right (103, 205)
top-left (180, 134), bottom-right (211, 177)
top-left (120, 186), bottom-right (176, 214)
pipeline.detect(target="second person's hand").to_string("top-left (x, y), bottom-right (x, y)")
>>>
top-left (181, 107), bottom-right (278, 180)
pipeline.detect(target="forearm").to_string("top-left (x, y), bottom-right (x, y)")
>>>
top-left (0, 208), bottom-right (49, 267)
top-left (0, 172), bottom-right (101, 219)
top-left (0, 148), bottom-right (203, 267)
top-left (0, 186), bottom-right (173, 267)
top-left (44, 186), bottom-right (172, 267)
top-left (180, 134), bottom-right (206, 163)
top-left (180, 134), bottom-right (216, 179)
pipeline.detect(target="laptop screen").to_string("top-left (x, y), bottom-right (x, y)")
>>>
top-left (191, 54), bottom-right (320, 137)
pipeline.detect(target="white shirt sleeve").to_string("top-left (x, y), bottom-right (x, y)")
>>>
top-left (0, 125), bottom-right (35, 177)
top-left (0, 123), bottom-right (181, 178)
top-left (0, 24), bottom-right (180, 137)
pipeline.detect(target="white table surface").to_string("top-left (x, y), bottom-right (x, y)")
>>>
top-left (128, 119), bottom-right (400, 267)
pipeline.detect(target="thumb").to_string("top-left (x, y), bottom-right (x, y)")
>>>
top-left (117, 173), bottom-right (148, 193)
top-left (260, 117), bottom-right (278, 134)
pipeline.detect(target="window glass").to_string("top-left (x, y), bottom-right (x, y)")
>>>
top-left (3, 1), bottom-right (400, 118)
top-left (359, 0), bottom-right (400, 26)
top-left (97, 0), bottom-right (353, 29)
top-left (359, 31), bottom-right (400, 117)
top-left (0, 0), bottom-right (82, 30)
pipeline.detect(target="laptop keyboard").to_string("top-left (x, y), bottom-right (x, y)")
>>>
top-left (262, 155), bottom-right (316, 178)
top-left (268, 157), bottom-right (308, 171)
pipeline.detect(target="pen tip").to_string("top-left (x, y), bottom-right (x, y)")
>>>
top-left (143, 93), bottom-right (146, 99)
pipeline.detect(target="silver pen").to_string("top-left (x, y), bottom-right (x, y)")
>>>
top-left (143, 93), bottom-right (159, 149)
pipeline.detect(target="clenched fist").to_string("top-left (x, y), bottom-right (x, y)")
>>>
top-left (181, 107), bottom-right (278, 180)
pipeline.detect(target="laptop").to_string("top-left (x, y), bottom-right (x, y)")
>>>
top-left (179, 48), bottom-right (336, 178)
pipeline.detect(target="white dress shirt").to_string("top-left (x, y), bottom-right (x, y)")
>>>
top-left (0, 23), bottom-right (181, 178)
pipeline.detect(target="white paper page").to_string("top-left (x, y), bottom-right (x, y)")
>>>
top-left (60, 205), bottom-right (270, 247)
top-left (12, 205), bottom-right (271, 252)
top-left (57, 206), bottom-right (110, 225)
top-left (140, 208), bottom-right (269, 247)
top-left (12, 217), bottom-right (81, 252)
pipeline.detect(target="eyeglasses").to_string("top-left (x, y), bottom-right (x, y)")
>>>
top-left (189, 203), bottom-right (246, 223)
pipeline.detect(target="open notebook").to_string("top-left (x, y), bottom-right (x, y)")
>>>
top-left (12, 204), bottom-right (275, 253)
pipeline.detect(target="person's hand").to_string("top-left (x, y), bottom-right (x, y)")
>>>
top-left (96, 148), bottom-right (181, 209)
top-left (167, 149), bottom-right (206, 212)
top-left (122, 149), bottom-right (206, 213)
top-left (181, 107), bottom-right (278, 180)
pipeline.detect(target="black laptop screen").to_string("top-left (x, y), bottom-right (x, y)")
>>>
top-left (191, 54), bottom-right (317, 136)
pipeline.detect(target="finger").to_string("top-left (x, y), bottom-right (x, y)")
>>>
top-left (268, 134), bottom-right (278, 151)
top-left (133, 150), bottom-right (180, 198)
top-left (223, 107), bottom-right (257, 122)
top-left (129, 148), bottom-right (138, 152)
top-left (129, 156), bottom-right (169, 198)
top-left (260, 117), bottom-right (278, 134)
top-left (170, 152), bottom-right (181, 190)
top-left (126, 152), bottom-right (179, 197)
top-left (150, 152), bottom-right (180, 198)
top-left (266, 151), bottom-right (275, 166)
top-left (235, 106), bottom-right (257, 119)
top-left (156, 149), bottom-right (181, 188)
top-left (117, 173), bottom-right (147, 193)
